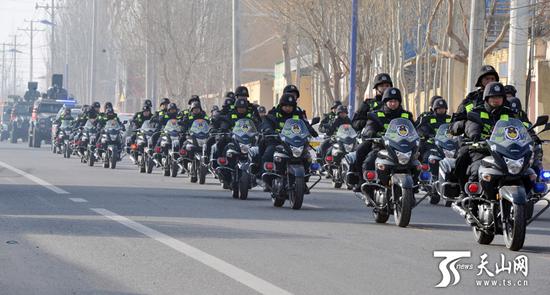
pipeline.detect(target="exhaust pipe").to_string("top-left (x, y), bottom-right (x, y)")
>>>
top-left (451, 203), bottom-right (466, 217)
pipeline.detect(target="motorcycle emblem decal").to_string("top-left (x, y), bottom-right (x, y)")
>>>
top-left (397, 125), bottom-right (409, 137)
top-left (505, 126), bottom-right (519, 141)
top-left (241, 123), bottom-right (249, 132)
top-left (291, 123), bottom-right (302, 134)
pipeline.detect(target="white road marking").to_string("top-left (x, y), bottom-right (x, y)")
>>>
top-left (303, 203), bottom-right (322, 209)
top-left (69, 198), bottom-right (88, 203)
top-left (0, 161), bottom-right (69, 194)
top-left (91, 208), bottom-right (293, 295)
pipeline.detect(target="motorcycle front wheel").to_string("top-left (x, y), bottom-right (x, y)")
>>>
top-left (289, 176), bottom-right (305, 210)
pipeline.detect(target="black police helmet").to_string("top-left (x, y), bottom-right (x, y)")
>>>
top-left (211, 105), bottom-right (219, 112)
top-left (225, 91), bottom-right (235, 99)
top-left (105, 102), bottom-right (113, 109)
top-left (336, 105), bottom-right (348, 114)
top-left (258, 106), bottom-right (267, 113)
top-left (507, 97), bottom-right (523, 113)
top-left (373, 73), bottom-right (393, 89)
top-left (92, 101), bottom-right (101, 108)
top-left (142, 106), bottom-right (152, 112)
top-left (283, 84), bottom-right (300, 98)
top-left (235, 86), bottom-right (249, 98)
top-left (189, 101), bottom-right (201, 111)
top-left (160, 98), bottom-right (170, 106)
top-left (279, 93), bottom-right (297, 107)
top-left (106, 107), bottom-right (114, 114)
top-left (223, 97), bottom-right (235, 107)
top-left (188, 95), bottom-right (200, 105)
top-left (88, 109), bottom-right (98, 119)
top-left (429, 96), bottom-right (443, 109)
top-left (483, 82), bottom-right (506, 100)
top-left (475, 65), bottom-right (499, 87)
top-left (382, 87), bottom-right (402, 104)
top-left (234, 98), bottom-right (248, 109)
top-left (504, 85), bottom-right (517, 96)
top-left (144, 99), bottom-right (152, 108)
top-left (168, 103), bottom-right (178, 111)
top-left (331, 101), bottom-right (342, 110)
top-left (432, 98), bottom-right (448, 111)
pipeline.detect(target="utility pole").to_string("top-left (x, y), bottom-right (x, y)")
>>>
top-left (466, 0), bottom-right (485, 92)
top-left (1, 43), bottom-right (8, 98)
top-left (232, 0), bottom-right (241, 89)
top-left (508, 0), bottom-right (530, 105)
top-left (348, 0), bottom-right (358, 117)
top-left (36, 0), bottom-right (62, 83)
top-left (89, 0), bottom-right (97, 104)
top-left (18, 20), bottom-right (45, 82)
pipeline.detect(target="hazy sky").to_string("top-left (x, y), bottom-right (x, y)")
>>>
top-left (1, 0), bottom-right (49, 94)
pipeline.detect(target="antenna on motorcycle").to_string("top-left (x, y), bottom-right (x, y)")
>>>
top-left (529, 115), bottom-right (548, 132)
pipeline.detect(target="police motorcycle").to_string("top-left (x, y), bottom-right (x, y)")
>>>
top-left (261, 118), bottom-right (322, 209)
top-left (97, 119), bottom-right (124, 169)
top-left (361, 118), bottom-right (423, 227)
top-left (56, 119), bottom-right (75, 159)
top-left (323, 124), bottom-right (357, 189)
top-left (424, 124), bottom-right (460, 206)
top-left (215, 118), bottom-right (259, 200)
top-left (451, 116), bottom-right (550, 251)
top-left (78, 120), bottom-right (99, 166)
top-left (182, 119), bottom-right (210, 183)
top-left (154, 119), bottom-right (183, 177)
top-left (132, 120), bottom-right (157, 174)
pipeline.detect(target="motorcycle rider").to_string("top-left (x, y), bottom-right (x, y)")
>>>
top-left (181, 101), bottom-right (209, 133)
top-left (54, 108), bottom-right (75, 139)
top-left (507, 96), bottom-right (530, 128)
top-left (362, 87), bottom-right (415, 175)
top-left (261, 93), bottom-right (318, 192)
top-left (462, 82), bottom-right (519, 186)
top-left (505, 85), bottom-right (517, 98)
top-left (234, 86), bottom-right (261, 121)
top-left (319, 101), bottom-right (343, 165)
top-left (127, 105), bottom-right (154, 154)
top-left (160, 103), bottom-right (183, 127)
top-left (258, 106), bottom-right (268, 123)
top-left (350, 73), bottom-right (393, 191)
top-left (181, 95), bottom-right (202, 117)
top-left (153, 98), bottom-right (171, 122)
top-left (99, 107), bottom-right (124, 129)
top-left (451, 65), bottom-right (499, 136)
top-left (416, 97), bottom-right (452, 162)
top-left (221, 97), bottom-right (235, 116)
top-left (282, 84), bottom-right (307, 118)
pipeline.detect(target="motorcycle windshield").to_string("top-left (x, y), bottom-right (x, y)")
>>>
top-left (488, 118), bottom-right (533, 159)
top-left (233, 118), bottom-right (257, 143)
top-left (164, 119), bottom-right (181, 133)
top-left (84, 120), bottom-right (97, 132)
top-left (189, 119), bottom-right (210, 139)
top-left (336, 124), bottom-right (357, 144)
top-left (140, 120), bottom-right (156, 133)
top-left (434, 124), bottom-right (458, 150)
top-left (105, 119), bottom-right (122, 133)
top-left (382, 118), bottom-right (419, 152)
top-left (280, 118), bottom-right (309, 147)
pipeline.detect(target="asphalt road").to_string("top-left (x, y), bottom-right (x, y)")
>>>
top-left (0, 141), bottom-right (549, 295)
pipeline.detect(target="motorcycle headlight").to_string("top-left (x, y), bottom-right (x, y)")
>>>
top-left (443, 148), bottom-right (455, 158)
top-left (504, 157), bottom-right (524, 175)
top-left (395, 150), bottom-right (412, 165)
top-left (239, 143), bottom-right (250, 154)
top-left (344, 143), bottom-right (354, 152)
top-left (291, 146), bottom-right (304, 157)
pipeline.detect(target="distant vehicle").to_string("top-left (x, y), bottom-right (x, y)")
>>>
top-left (8, 102), bottom-right (32, 143)
top-left (1, 123), bottom-right (8, 141)
top-left (28, 99), bottom-right (65, 148)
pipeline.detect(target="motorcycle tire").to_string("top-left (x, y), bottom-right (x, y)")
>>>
top-left (272, 196), bottom-right (285, 207)
top-left (171, 161), bottom-right (178, 177)
top-left (88, 154), bottom-right (95, 167)
top-left (146, 156), bottom-right (154, 174)
top-left (110, 149), bottom-right (117, 169)
top-left (33, 129), bottom-right (40, 148)
top-left (239, 171), bottom-right (249, 200)
top-left (199, 165), bottom-right (207, 184)
top-left (429, 193), bottom-right (440, 205)
top-left (190, 161), bottom-right (198, 182)
top-left (64, 145), bottom-right (71, 159)
top-left (333, 181), bottom-right (342, 189)
top-left (231, 179), bottom-right (239, 199)
top-left (394, 188), bottom-right (413, 227)
top-left (163, 163), bottom-right (170, 177)
top-left (289, 176), bottom-right (305, 210)
top-left (503, 203), bottom-right (526, 251)
top-left (139, 157), bottom-right (146, 173)
top-left (473, 226), bottom-right (494, 245)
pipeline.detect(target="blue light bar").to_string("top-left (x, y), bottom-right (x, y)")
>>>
top-left (420, 171), bottom-right (432, 181)
top-left (533, 182), bottom-right (547, 194)
top-left (541, 170), bottom-right (550, 182)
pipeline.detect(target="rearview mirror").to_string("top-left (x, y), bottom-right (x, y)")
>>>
top-left (537, 123), bottom-right (550, 135)
top-left (530, 115), bottom-right (548, 131)
top-left (310, 117), bottom-right (321, 126)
